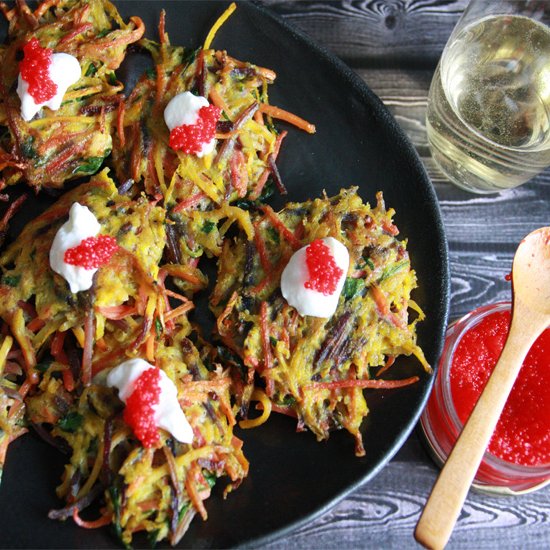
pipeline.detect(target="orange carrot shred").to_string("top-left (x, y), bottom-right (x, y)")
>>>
top-left (259, 103), bottom-right (316, 134)
top-left (260, 205), bottom-right (302, 250)
top-left (72, 509), bottom-right (111, 529)
top-left (305, 376), bottom-right (420, 391)
top-left (260, 302), bottom-right (272, 372)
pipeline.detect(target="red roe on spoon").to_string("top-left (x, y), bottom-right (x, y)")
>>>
top-left (19, 37), bottom-right (57, 103)
top-left (169, 104), bottom-right (221, 153)
top-left (304, 239), bottom-right (343, 295)
top-left (64, 235), bottom-right (118, 269)
top-left (123, 367), bottom-right (162, 448)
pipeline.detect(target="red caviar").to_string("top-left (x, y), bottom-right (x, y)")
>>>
top-left (123, 367), bottom-right (161, 448)
top-left (304, 239), bottom-right (343, 295)
top-left (20, 37), bottom-right (57, 103)
top-left (169, 104), bottom-right (221, 154)
top-left (64, 235), bottom-right (118, 269)
top-left (450, 309), bottom-right (550, 466)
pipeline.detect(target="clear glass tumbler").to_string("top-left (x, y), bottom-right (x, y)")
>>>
top-left (426, 1), bottom-right (550, 193)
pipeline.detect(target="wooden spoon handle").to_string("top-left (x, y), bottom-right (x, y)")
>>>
top-left (415, 306), bottom-right (546, 550)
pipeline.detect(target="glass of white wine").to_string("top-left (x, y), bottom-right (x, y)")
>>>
top-left (427, 0), bottom-right (550, 193)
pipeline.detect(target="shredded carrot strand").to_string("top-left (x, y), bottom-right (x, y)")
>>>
top-left (163, 288), bottom-right (188, 302)
top-left (164, 301), bottom-right (194, 322)
top-left (117, 97), bottom-right (126, 147)
top-left (209, 86), bottom-right (229, 115)
top-left (260, 302), bottom-right (272, 372)
top-left (26, 317), bottom-right (45, 333)
top-left (145, 333), bottom-right (155, 362)
top-left (82, 310), bottom-right (94, 387)
top-left (62, 368), bottom-right (75, 393)
top-left (50, 330), bottom-right (66, 358)
top-left (260, 205), bottom-right (302, 250)
top-left (1, 194), bottom-right (27, 230)
top-left (96, 305), bottom-right (137, 320)
top-left (376, 356), bottom-right (396, 377)
top-left (253, 221), bottom-right (272, 273)
top-left (259, 103), bottom-right (316, 134)
top-left (185, 464), bottom-right (208, 521)
top-left (173, 192), bottom-right (207, 213)
top-left (72, 509), bottom-right (112, 529)
top-left (305, 376), bottom-right (420, 391)
top-left (58, 22), bottom-right (93, 46)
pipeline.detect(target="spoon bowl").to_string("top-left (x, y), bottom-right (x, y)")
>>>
top-left (415, 227), bottom-right (550, 550)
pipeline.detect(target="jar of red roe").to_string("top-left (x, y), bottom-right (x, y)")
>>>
top-left (420, 302), bottom-right (550, 495)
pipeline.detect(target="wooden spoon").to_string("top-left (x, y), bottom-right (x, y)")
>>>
top-left (415, 227), bottom-right (550, 550)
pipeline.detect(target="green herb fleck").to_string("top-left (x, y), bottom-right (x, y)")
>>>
top-left (342, 277), bottom-right (364, 300)
top-left (58, 412), bottom-right (83, 433)
top-left (269, 336), bottom-right (278, 348)
top-left (2, 274), bottom-right (20, 287)
top-left (202, 220), bottom-right (216, 234)
top-left (365, 258), bottom-right (375, 271)
top-left (267, 227), bottom-right (280, 244)
top-left (109, 484), bottom-right (126, 546)
top-left (155, 318), bottom-right (163, 339)
top-left (203, 471), bottom-right (216, 489)
top-left (178, 502), bottom-right (191, 522)
top-left (88, 437), bottom-right (99, 454)
top-left (278, 394), bottom-right (297, 408)
top-left (259, 179), bottom-right (275, 202)
top-left (85, 63), bottom-right (97, 77)
top-left (182, 48), bottom-right (198, 69)
top-left (74, 154), bottom-right (109, 175)
top-left (35, 360), bottom-right (53, 374)
top-left (379, 260), bottom-right (409, 283)
top-left (147, 528), bottom-right (161, 548)
top-left (20, 137), bottom-right (37, 159)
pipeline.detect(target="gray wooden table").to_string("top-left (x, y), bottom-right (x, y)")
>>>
top-left (261, 1), bottom-right (550, 548)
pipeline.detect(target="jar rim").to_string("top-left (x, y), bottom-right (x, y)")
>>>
top-left (439, 301), bottom-right (550, 475)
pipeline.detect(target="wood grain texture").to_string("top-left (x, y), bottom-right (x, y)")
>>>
top-left (266, 1), bottom-right (550, 548)
top-left (263, 0), bottom-right (468, 66)
top-left (265, 441), bottom-right (550, 549)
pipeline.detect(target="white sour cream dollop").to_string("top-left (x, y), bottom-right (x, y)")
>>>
top-left (49, 203), bottom-right (100, 293)
top-left (106, 358), bottom-right (193, 444)
top-left (281, 237), bottom-right (349, 318)
top-left (163, 91), bottom-right (216, 157)
top-left (17, 52), bottom-right (81, 122)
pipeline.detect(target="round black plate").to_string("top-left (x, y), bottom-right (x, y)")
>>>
top-left (0, 2), bottom-right (449, 548)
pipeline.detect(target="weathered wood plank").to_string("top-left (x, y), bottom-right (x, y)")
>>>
top-left (266, 0), bottom-right (469, 66)
top-left (264, 435), bottom-right (550, 549)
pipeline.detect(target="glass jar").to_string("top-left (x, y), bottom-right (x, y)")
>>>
top-left (420, 302), bottom-right (550, 495)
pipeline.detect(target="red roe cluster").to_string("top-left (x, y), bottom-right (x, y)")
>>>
top-left (123, 367), bottom-right (162, 448)
top-left (450, 309), bottom-right (550, 466)
top-left (20, 37), bottom-right (57, 103)
top-left (169, 104), bottom-right (221, 154)
top-left (64, 235), bottom-right (119, 269)
top-left (304, 239), bottom-right (343, 295)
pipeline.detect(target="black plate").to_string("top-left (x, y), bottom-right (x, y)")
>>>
top-left (0, 1), bottom-right (449, 548)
